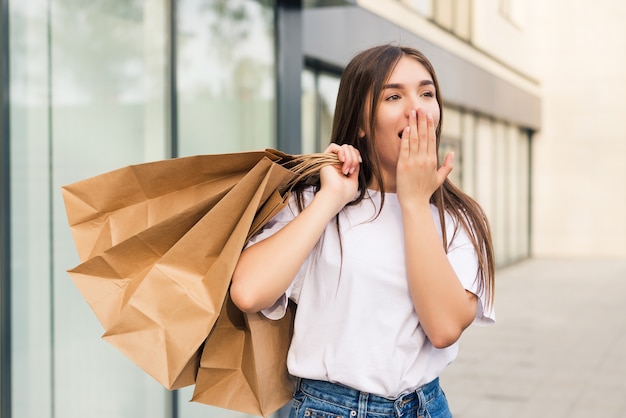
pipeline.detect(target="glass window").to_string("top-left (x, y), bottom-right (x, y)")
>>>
top-left (441, 106), bottom-right (462, 187)
top-left (465, 115), bottom-right (531, 266)
top-left (505, 124), bottom-right (518, 261)
top-left (301, 67), bottom-right (340, 153)
top-left (460, 111), bottom-right (476, 197)
top-left (511, 124), bottom-right (529, 262)
top-left (9, 2), bottom-right (53, 416)
top-left (493, 121), bottom-right (508, 265)
top-left (474, 116), bottom-right (494, 224)
top-left (301, 69), bottom-right (316, 154)
top-left (176, 2), bottom-right (276, 415)
top-left (176, 0), bottom-right (275, 157)
top-left (317, 73), bottom-right (340, 150)
top-left (11, 0), bottom-right (173, 417)
top-left (10, 1), bottom-right (278, 417)
top-left (51, 0), bottom-right (173, 415)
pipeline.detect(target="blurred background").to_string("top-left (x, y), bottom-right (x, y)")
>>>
top-left (0, 0), bottom-right (625, 417)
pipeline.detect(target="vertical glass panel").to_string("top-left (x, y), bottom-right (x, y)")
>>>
top-left (505, 125), bottom-right (518, 260)
top-left (50, 0), bottom-right (171, 417)
top-left (442, 106), bottom-right (461, 138)
top-left (460, 112), bottom-right (475, 197)
top-left (493, 122), bottom-right (508, 265)
top-left (177, 0), bottom-right (275, 157)
top-left (316, 73), bottom-right (339, 151)
top-left (440, 106), bottom-right (461, 187)
top-left (516, 129), bottom-right (530, 259)
top-left (474, 116), bottom-right (494, 224)
top-left (9, 2), bottom-right (52, 417)
top-left (301, 69), bottom-right (316, 154)
top-left (175, 1), bottom-right (274, 414)
top-left (301, 69), bottom-right (339, 154)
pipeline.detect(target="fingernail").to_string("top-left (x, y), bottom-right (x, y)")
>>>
top-left (411, 110), bottom-right (416, 118)
top-left (427, 112), bottom-right (433, 121)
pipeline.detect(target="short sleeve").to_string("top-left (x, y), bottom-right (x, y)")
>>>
top-left (245, 200), bottom-right (298, 248)
top-left (443, 214), bottom-right (495, 326)
top-left (245, 193), bottom-right (310, 320)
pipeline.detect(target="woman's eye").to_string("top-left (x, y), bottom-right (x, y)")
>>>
top-left (386, 94), bottom-right (401, 101)
top-left (421, 91), bottom-right (435, 98)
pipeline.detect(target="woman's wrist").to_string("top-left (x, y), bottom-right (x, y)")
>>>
top-left (312, 188), bottom-right (351, 217)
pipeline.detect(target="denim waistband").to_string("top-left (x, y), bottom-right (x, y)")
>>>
top-left (296, 377), bottom-right (440, 415)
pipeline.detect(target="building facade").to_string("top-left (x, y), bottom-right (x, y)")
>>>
top-left (0, 1), bottom-right (540, 417)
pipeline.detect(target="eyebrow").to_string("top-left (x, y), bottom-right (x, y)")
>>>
top-left (382, 80), bottom-right (435, 89)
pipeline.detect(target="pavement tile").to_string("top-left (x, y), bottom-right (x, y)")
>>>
top-left (441, 258), bottom-right (626, 418)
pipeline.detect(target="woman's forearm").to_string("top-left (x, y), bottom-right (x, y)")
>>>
top-left (230, 190), bottom-right (344, 313)
top-left (402, 203), bottom-right (478, 348)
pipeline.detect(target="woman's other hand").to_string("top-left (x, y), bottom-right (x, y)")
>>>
top-left (317, 143), bottom-right (361, 211)
top-left (396, 109), bottom-right (453, 208)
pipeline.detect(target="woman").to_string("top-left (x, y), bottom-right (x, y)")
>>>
top-left (230, 44), bottom-right (495, 418)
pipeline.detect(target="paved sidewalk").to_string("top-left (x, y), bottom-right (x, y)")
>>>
top-left (440, 258), bottom-right (626, 418)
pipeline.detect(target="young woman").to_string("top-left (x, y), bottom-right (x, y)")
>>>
top-left (230, 44), bottom-right (495, 418)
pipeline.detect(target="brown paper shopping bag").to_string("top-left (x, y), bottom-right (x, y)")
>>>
top-left (63, 150), bottom-right (285, 263)
top-left (66, 154), bottom-right (294, 389)
top-left (192, 296), bottom-right (296, 417)
top-left (63, 149), bottom-right (337, 402)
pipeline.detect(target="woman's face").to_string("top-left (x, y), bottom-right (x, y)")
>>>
top-left (367, 56), bottom-right (440, 191)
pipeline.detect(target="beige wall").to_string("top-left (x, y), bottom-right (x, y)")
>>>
top-left (529, 1), bottom-right (626, 257)
top-left (472, 0), bottom-right (538, 80)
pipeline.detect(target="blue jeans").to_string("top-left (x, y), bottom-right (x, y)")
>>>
top-left (289, 377), bottom-right (453, 418)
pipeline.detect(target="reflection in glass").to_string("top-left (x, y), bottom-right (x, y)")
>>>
top-left (51, 0), bottom-right (171, 417)
top-left (441, 106), bottom-right (462, 187)
top-left (11, 0), bottom-right (172, 417)
top-left (301, 69), bottom-right (316, 153)
top-left (177, 0), bottom-right (275, 156)
top-left (177, 1), bottom-right (277, 414)
top-left (317, 74), bottom-right (339, 149)
top-left (300, 68), bottom-right (339, 153)
top-left (10, 3), bottom-right (53, 417)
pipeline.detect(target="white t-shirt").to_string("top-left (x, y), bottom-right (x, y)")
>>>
top-left (246, 188), bottom-right (495, 399)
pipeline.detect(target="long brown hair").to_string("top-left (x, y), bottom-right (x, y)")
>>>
top-left (296, 44), bottom-right (495, 308)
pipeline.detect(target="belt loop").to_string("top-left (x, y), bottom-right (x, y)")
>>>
top-left (416, 386), bottom-right (426, 415)
top-left (357, 392), bottom-right (368, 418)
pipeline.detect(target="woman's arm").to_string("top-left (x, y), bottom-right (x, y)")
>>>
top-left (401, 205), bottom-right (478, 348)
top-left (397, 110), bottom-right (477, 349)
top-left (230, 144), bottom-right (361, 313)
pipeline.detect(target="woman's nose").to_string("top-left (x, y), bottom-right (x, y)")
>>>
top-left (405, 103), bottom-right (419, 118)
top-left (405, 96), bottom-right (420, 117)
